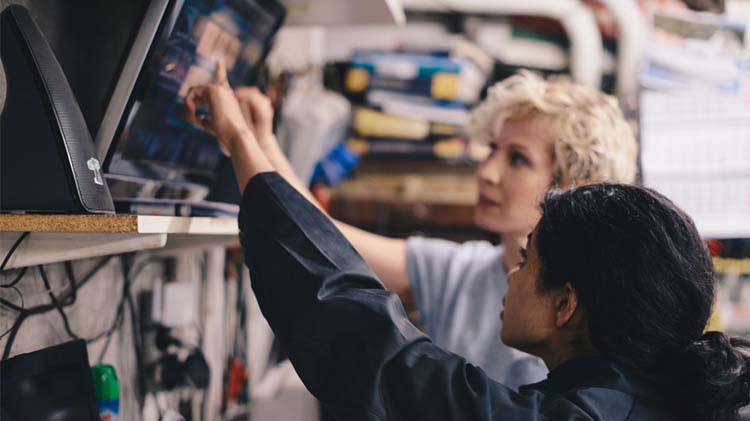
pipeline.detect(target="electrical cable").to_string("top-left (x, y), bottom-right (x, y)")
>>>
top-left (95, 271), bottom-right (130, 363)
top-left (0, 232), bottom-right (29, 272)
top-left (38, 265), bottom-right (80, 341)
top-left (34, 255), bottom-right (160, 348)
top-left (0, 326), bottom-right (15, 341)
top-left (0, 266), bottom-right (28, 289)
top-left (96, 256), bottom-right (164, 364)
top-left (9, 286), bottom-right (23, 313)
top-left (1, 312), bottom-right (27, 359)
top-left (0, 286), bottom-right (24, 340)
top-left (3, 256), bottom-right (113, 316)
top-left (1, 256), bottom-right (114, 360)
top-left (121, 255), bottom-right (147, 410)
top-left (0, 294), bottom-right (24, 312)
top-left (63, 261), bottom-right (77, 306)
top-left (0, 233), bottom-right (31, 290)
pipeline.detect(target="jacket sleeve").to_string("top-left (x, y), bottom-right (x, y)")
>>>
top-left (238, 172), bottom-right (572, 421)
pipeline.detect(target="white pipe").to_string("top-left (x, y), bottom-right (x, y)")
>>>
top-left (401, 0), bottom-right (603, 88)
top-left (599, 0), bottom-right (647, 101)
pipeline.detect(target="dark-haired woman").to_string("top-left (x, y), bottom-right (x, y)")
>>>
top-left (186, 77), bottom-right (750, 420)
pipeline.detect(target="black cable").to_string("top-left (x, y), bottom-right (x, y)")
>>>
top-left (2, 254), bottom-right (162, 363)
top-left (0, 325), bottom-right (15, 341)
top-left (0, 286), bottom-right (24, 341)
top-left (0, 232), bottom-right (29, 272)
top-left (0, 294), bottom-right (24, 312)
top-left (47, 257), bottom-right (142, 345)
top-left (1, 256), bottom-right (114, 360)
top-left (96, 256), bottom-right (164, 364)
top-left (1, 312), bottom-right (27, 360)
top-left (0, 266), bottom-right (28, 289)
top-left (96, 323), bottom-right (117, 364)
top-left (128, 256), bottom-right (165, 283)
top-left (38, 265), bottom-right (80, 341)
top-left (6, 257), bottom-right (113, 316)
top-left (95, 271), bottom-right (130, 363)
top-left (9, 286), bottom-right (24, 312)
top-left (121, 255), bottom-right (146, 408)
top-left (63, 262), bottom-right (77, 306)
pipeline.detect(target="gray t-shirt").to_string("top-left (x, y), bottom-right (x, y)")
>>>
top-left (406, 236), bottom-right (548, 390)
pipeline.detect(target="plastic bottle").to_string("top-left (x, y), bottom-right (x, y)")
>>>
top-left (91, 364), bottom-right (120, 421)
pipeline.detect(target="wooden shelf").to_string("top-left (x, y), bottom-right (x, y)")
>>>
top-left (0, 214), bottom-right (240, 269)
top-left (0, 232), bottom-right (167, 269)
top-left (0, 214), bottom-right (238, 235)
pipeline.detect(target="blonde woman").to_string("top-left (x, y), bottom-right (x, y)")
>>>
top-left (232, 70), bottom-right (638, 389)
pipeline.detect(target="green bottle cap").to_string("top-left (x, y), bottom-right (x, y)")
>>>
top-left (91, 364), bottom-right (120, 400)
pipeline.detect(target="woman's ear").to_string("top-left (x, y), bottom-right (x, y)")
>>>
top-left (554, 282), bottom-right (578, 328)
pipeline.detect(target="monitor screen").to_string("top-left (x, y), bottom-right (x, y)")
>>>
top-left (99, 0), bottom-right (284, 197)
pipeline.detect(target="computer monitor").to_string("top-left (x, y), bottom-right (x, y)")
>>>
top-left (96, 0), bottom-right (285, 201)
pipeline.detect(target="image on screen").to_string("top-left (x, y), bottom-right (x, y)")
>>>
top-left (106, 0), bottom-right (282, 186)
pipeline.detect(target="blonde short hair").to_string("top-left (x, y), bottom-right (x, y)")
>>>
top-left (468, 70), bottom-right (638, 187)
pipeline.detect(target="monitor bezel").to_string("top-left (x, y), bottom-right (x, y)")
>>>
top-left (95, 0), bottom-right (286, 180)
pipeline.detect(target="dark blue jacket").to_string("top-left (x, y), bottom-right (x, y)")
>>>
top-left (239, 172), bottom-right (679, 420)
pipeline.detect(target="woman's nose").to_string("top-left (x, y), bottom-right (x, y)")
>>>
top-left (477, 153), bottom-right (503, 185)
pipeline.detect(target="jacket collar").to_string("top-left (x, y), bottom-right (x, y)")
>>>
top-left (520, 356), bottom-right (667, 403)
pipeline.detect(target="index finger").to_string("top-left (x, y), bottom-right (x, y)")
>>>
top-left (215, 59), bottom-right (229, 87)
top-left (185, 85), bottom-right (208, 114)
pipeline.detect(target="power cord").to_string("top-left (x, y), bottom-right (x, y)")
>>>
top-left (1, 255), bottom-right (114, 360)
top-left (1, 253), bottom-right (168, 415)
top-left (0, 266), bottom-right (28, 289)
top-left (96, 256), bottom-right (164, 365)
top-left (121, 255), bottom-right (146, 407)
top-left (0, 287), bottom-right (24, 340)
top-left (0, 232), bottom-right (31, 290)
top-left (5, 255), bottom-right (166, 359)
top-left (0, 232), bottom-right (29, 272)
top-left (38, 265), bottom-right (80, 341)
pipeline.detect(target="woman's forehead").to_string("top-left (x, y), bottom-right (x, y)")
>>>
top-left (493, 115), bottom-right (554, 149)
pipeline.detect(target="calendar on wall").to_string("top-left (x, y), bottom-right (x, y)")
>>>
top-left (639, 12), bottom-right (750, 239)
top-left (640, 90), bottom-right (750, 239)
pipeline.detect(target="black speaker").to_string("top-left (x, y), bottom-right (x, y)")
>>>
top-left (1, 339), bottom-right (100, 421)
top-left (1, 5), bottom-right (114, 214)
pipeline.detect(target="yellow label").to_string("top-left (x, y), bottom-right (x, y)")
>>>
top-left (430, 123), bottom-right (459, 136)
top-left (431, 72), bottom-right (458, 100)
top-left (347, 138), bottom-right (369, 156)
top-left (353, 108), bottom-right (430, 140)
top-left (434, 138), bottom-right (464, 158)
top-left (713, 257), bottom-right (750, 275)
top-left (345, 68), bottom-right (370, 93)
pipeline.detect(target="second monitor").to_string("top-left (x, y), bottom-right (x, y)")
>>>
top-left (96, 0), bottom-right (285, 206)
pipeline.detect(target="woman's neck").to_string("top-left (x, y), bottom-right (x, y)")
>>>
top-left (540, 315), bottom-right (599, 371)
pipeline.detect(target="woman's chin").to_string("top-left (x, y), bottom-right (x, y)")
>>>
top-left (475, 209), bottom-right (505, 233)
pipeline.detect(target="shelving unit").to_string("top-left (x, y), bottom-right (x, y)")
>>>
top-left (281, 0), bottom-right (405, 26)
top-left (0, 214), bottom-right (240, 269)
top-left (400, 0), bottom-right (603, 89)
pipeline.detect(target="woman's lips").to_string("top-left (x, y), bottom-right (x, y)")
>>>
top-left (478, 194), bottom-right (501, 207)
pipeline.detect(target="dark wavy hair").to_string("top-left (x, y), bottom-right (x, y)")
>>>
top-left (535, 183), bottom-right (750, 421)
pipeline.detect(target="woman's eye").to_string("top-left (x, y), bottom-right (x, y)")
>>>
top-left (509, 151), bottom-right (528, 167)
